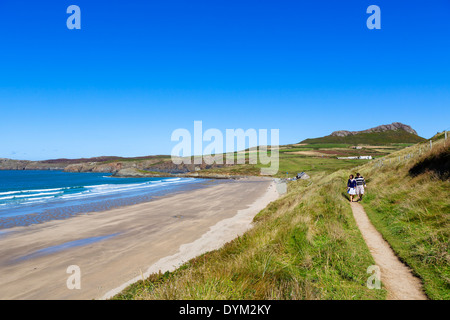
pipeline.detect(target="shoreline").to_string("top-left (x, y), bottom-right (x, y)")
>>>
top-left (0, 175), bottom-right (219, 230)
top-left (0, 177), bottom-right (283, 299)
top-left (101, 177), bottom-right (281, 300)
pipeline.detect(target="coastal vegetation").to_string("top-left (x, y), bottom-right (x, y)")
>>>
top-left (114, 172), bottom-right (387, 299)
top-left (360, 137), bottom-right (449, 299)
top-left (114, 132), bottom-right (449, 300)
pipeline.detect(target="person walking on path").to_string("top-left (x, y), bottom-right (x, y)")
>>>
top-left (355, 173), bottom-right (366, 201)
top-left (347, 174), bottom-right (357, 202)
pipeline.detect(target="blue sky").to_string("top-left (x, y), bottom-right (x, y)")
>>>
top-left (0, 0), bottom-right (449, 160)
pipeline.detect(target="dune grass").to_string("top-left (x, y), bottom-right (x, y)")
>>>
top-left (113, 173), bottom-right (386, 300)
top-left (356, 140), bottom-right (449, 299)
top-left (113, 135), bottom-right (449, 300)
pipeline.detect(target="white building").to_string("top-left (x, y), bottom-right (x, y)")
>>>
top-left (337, 156), bottom-right (372, 160)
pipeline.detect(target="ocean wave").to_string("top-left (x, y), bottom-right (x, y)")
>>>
top-left (163, 177), bottom-right (181, 181)
top-left (0, 191), bottom-right (62, 201)
top-left (20, 196), bottom-right (58, 205)
top-left (0, 186), bottom-right (84, 196)
top-left (0, 178), bottom-right (199, 209)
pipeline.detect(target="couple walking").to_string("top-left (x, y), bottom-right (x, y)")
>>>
top-left (347, 173), bottom-right (366, 202)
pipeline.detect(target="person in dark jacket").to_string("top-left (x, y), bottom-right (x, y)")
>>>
top-left (347, 174), bottom-right (357, 202)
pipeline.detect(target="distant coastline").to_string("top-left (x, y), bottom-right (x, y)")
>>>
top-left (0, 156), bottom-right (236, 179)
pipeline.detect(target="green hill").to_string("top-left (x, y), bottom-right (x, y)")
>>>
top-left (301, 129), bottom-right (426, 145)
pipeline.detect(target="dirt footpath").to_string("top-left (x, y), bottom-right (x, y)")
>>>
top-left (350, 202), bottom-right (427, 300)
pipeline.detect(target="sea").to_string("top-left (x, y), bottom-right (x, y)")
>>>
top-left (0, 170), bottom-right (212, 230)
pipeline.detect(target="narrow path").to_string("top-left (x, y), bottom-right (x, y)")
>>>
top-left (350, 202), bottom-right (427, 300)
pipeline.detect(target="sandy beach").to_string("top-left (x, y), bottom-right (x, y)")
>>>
top-left (0, 177), bottom-right (281, 300)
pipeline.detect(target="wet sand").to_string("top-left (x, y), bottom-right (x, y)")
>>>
top-left (0, 177), bottom-right (280, 299)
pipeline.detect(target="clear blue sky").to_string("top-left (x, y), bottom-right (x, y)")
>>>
top-left (0, 0), bottom-right (449, 160)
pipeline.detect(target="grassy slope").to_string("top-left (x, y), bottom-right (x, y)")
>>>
top-left (356, 138), bottom-right (449, 299)
top-left (113, 135), bottom-right (449, 300)
top-left (114, 173), bottom-right (386, 300)
top-left (301, 130), bottom-right (425, 145)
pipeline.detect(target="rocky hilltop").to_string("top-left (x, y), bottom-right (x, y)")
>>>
top-left (301, 122), bottom-right (425, 145)
top-left (330, 122), bottom-right (418, 137)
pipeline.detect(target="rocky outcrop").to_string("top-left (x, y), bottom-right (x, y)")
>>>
top-left (113, 167), bottom-right (248, 180)
top-left (144, 160), bottom-right (232, 174)
top-left (0, 158), bottom-right (66, 170)
top-left (0, 158), bottom-right (30, 170)
top-left (64, 159), bottom-right (163, 173)
top-left (113, 168), bottom-right (145, 177)
top-left (331, 122), bottom-right (418, 137)
top-left (0, 155), bottom-right (231, 174)
top-left (0, 157), bottom-right (165, 172)
top-left (64, 162), bottom-right (123, 173)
